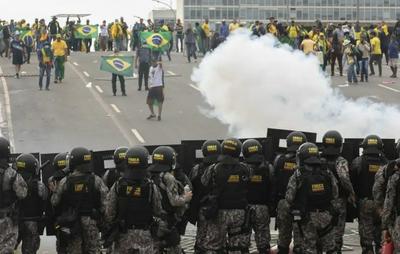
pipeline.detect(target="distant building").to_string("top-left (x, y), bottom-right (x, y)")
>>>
top-left (177, 0), bottom-right (400, 25)
top-left (149, 8), bottom-right (176, 26)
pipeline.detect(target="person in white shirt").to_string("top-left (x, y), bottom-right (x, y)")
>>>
top-left (99, 20), bottom-right (109, 51)
top-left (147, 61), bottom-right (164, 121)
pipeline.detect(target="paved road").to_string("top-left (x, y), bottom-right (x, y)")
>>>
top-left (2, 50), bottom-right (399, 253)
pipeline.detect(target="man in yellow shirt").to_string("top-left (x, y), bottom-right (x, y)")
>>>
top-left (369, 31), bottom-right (382, 77)
top-left (300, 35), bottom-right (316, 55)
top-left (51, 34), bottom-right (68, 83)
top-left (229, 19), bottom-right (239, 32)
top-left (201, 19), bottom-right (211, 53)
top-left (267, 17), bottom-right (277, 36)
top-left (111, 20), bottom-right (123, 50)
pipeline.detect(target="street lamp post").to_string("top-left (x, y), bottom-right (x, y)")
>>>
top-left (152, 0), bottom-right (177, 24)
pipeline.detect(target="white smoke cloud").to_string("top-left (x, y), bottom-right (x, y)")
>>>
top-left (192, 30), bottom-right (400, 139)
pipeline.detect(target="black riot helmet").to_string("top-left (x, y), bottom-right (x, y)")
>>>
top-left (16, 153), bottom-right (39, 175)
top-left (361, 135), bottom-right (383, 155)
top-left (297, 142), bottom-right (321, 166)
top-left (68, 147), bottom-right (92, 171)
top-left (114, 147), bottom-right (128, 165)
top-left (148, 146), bottom-right (176, 173)
top-left (322, 130), bottom-right (343, 156)
top-left (125, 146), bottom-right (149, 179)
top-left (0, 137), bottom-right (10, 161)
top-left (53, 152), bottom-right (68, 171)
top-left (242, 139), bottom-right (264, 163)
top-left (201, 140), bottom-right (221, 164)
top-left (221, 138), bottom-right (242, 158)
top-left (286, 131), bottom-right (307, 152)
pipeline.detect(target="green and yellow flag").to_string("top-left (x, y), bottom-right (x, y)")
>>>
top-left (74, 25), bottom-right (98, 39)
top-left (140, 31), bottom-right (171, 51)
top-left (100, 55), bottom-right (134, 77)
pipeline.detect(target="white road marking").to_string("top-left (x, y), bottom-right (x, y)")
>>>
top-left (83, 71), bottom-right (90, 77)
top-left (189, 83), bottom-right (201, 92)
top-left (110, 104), bottom-right (121, 113)
top-left (93, 60), bottom-right (98, 63)
top-left (86, 82), bottom-right (92, 88)
top-left (21, 71), bottom-right (27, 74)
top-left (133, 73), bottom-right (138, 78)
top-left (378, 84), bottom-right (400, 93)
top-left (338, 84), bottom-right (349, 88)
top-left (167, 71), bottom-right (176, 75)
top-left (0, 66), bottom-right (15, 151)
top-left (131, 129), bottom-right (145, 143)
top-left (73, 62), bottom-right (79, 66)
top-left (95, 85), bottom-right (104, 93)
top-left (68, 62), bottom-right (136, 145)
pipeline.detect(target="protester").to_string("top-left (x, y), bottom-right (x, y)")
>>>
top-left (229, 19), bottom-right (240, 33)
top-left (83, 20), bottom-right (92, 53)
top-left (185, 24), bottom-right (197, 63)
top-left (388, 36), bottom-right (399, 78)
top-left (9, 31), bottom-right (26, 78)
top-left (48, 16), bottom-right (61, 42)
top-left (99, 20), bottom-right (108, 51)
top-left (201, 19), bottom-right (211, 54)
top-left (219, 20), bottom-right (229, 41)
top-left (111, 48), bottom-right (126, 96)
top-left (175, 19), bottom-right (184, 52)
top-left (111, 19), bottom-right (123, 51)
top-left (370, 31), bottom-right (383, 77)
top-left (343, 39), bottom-right (358, 84)
top-left (51, 34), bottom-right (67, 83)
top-left (147, 60), bottom-right (164, 121)
top-left (330, 32), bottom-right (344, 76)
top-left (300, 34), bottom-right (315, 55)
top-left (135, 42), bottom-right (151, 91)
top-left (357, 35), bottom-right (371, 82)
top-left (37, 41), bottom-right (54, 90)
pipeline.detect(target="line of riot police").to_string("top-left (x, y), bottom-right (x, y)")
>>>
top-left (0, 130), bottom-right (399, 254)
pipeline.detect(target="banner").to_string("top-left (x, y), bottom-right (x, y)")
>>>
top-left (74, 25), bottom-right (98, 39)
top-left (100, 55), bottom-right (134, 77)
top-left (139, 31), bottom-right (171, 51)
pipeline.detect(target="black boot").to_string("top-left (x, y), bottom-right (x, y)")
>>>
top-left (394, 66), bottom-right (398, 78)
top-left (277, 246), bottom-right (289, 254)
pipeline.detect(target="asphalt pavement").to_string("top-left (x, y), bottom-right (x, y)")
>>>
top-left (1, 50), bottom-right (399, 253)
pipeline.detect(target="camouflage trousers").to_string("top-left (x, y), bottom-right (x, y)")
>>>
top-left (0, 217), bottom-right (18, 254)
top-left (358, 199), bottom-right (382, 251)
top-left (245, 204), bottom-right (271, 253)
top-left (276, 199), bottom-right (304, 252)
top-left (301, 211), bottom-right (336, 254)
top-left (390, 216), bottom-right (400, 254)
top-left (331, 197), bottom-right (347, 252)
top-left (153, 219), bottom-right (181, 254)
top-left (115, 229), bottom-right (154, 254)
top-left (194, 209), bottom-right (224, 253)
top-left (65, 216), bottom-right (100, 254)
top-left (19, 221), bottom-right (40, 254)
top-left (218, 209), bottom-right (248, 253)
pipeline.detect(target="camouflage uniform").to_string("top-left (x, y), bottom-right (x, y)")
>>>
top-left (382, 171), bottom-right (400, 253)
top-left (19, 181), bottom-right (48, 254)
top-left (285, 168), bottom-right (339, 254)
top-left (153, 171), bottom-right (190, 254)
top-left (0, 166), bottom-right (28, 254)
top-left (326, 156), bottom-right (356, 252)
top-left (201, 158), bottom-right (250, 253)
top-left (351, 155), bottom-right (387, 253)
top-left (102, 167), bottom-right (124, 190)
top-left (105, 179), bottom-right (163, 254)
top-left (51, 170), bottom-right (108, 254)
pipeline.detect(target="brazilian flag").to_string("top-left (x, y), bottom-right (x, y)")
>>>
top-left (16, 29), bottom-right (34, 47)
top-left (140, 31), bottom-right (172, 51)
top-left (100, 55), bottom-right (134, 77)
top-left (74, 25), bottom-right (98, 39)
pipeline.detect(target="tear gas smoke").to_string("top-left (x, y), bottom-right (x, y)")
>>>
top-left (192, 30), bottom-right (400, 139)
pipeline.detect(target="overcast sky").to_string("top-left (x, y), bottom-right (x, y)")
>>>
top-left (1, 0), bottom-right (176, 26)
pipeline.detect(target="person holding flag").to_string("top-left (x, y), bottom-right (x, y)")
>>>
top-left (8, 31), bottom-right (26, 79)
top-left (110, 48), bottom-right (126, 96)
top-left (22, 24), bottom-right (34, 64)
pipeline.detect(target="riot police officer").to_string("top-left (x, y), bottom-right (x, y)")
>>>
top-left (51, 147), bottom-right (108, 253)
top-left (0, 137), bottom-right (28, 254)
top-left (381, 159), bottom-right (400, 253)
top-left (286, 142), bottom-right (338, 254)
top-left (103, 147), bottom-right (128, 189)
top-left (321, 130), bottom-right (355, 253)
top-left (48, 152), bottom-right (69, 254)
top-left (201, 138), bottom-right (251, 253)
top-left (242, 139), bottom-right (274, 254)
top-left (148, 146), bottom-right (192, 254)
top-left (188, 140), bottom-right (221, 253)
top-left (350, 135), bottom-right (388, 254)
top-left (15, 153), bottom-right (48, 254)
top-left (105, 146), bottom-right (163, 253)
top-left (274, 131), bottom-right (307, 254)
